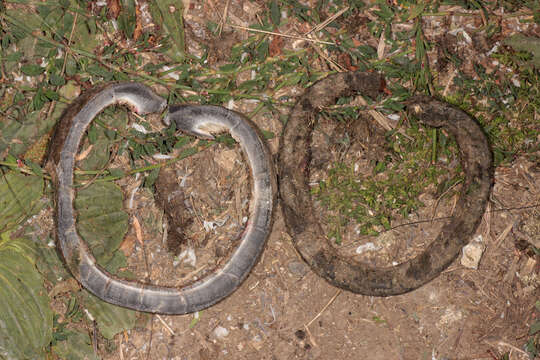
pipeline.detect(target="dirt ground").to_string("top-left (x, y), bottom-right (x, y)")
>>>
top-left (106, 135), bottom-right (538, 360)
top-left (58, 1), bottom-right (540, 359)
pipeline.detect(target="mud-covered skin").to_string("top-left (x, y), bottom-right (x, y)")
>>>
top-left (47, 82), bottom-right (276, 314)
top-left (278, 72), bottom-right (493, 296)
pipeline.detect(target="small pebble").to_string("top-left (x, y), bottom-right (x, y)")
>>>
top-left (287, 261), bottom-right (308, 277)
top-left (461, 235), bottom-right (485, 269)
top-left (213, 326), bottom-right (229, 339)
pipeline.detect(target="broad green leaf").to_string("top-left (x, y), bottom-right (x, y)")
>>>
top-left (407, 2), bottom-right (426, 21)
top-left (503, 34), bottom-right (540, 68)
top-left (21, 64), bottom-right (45, 76)
top-left (0, 171), bottom-right (43, 232)
top-left (35, 236), bottom-right (69, 285)
top-left (52, 330), bottom-right (99, 360)
top-left (75, 182), bottom-right (129, 265)
top-left (530, 320), bottom-right (540, 336)
top-left (0, 237), bottom-right (53, 359)
top-left (149, 0), bottom-right (185, 61)
top-left (270, 0), bottom-right (281, 26)
top-left (118, 0), bottom-right (136, 39)
top-left (0, 104), bottom-right (64, 156)
top-left (77, 110), bottom-right (127, 171)
top-left (83, 292), bottom-right (137, 340)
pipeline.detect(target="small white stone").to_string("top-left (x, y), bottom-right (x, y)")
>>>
top-left (460, 235), bottom-right (485, 269)
top-left (214, 326), bottom-right (229, 339)
top-left (355, 242), bottom-right (381, 255)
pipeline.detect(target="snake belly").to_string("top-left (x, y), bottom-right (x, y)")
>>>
top-left (47, 82), bottom-right (276, 314)
top-left (278, 72), bottom-right (493, 296)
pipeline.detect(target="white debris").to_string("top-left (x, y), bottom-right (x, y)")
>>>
top-left (213, 326), bottom-right (229, 339)
top-left (355, 242), bottom-right (381, 255)
top-left (152, 153), bottom-right (173, 160)
top-left (177, 248), bottom-right (196, 267)
top-left (132, 123), bottom-right (149, 134)
top-left (84, 309), bottom-right (95, 322)
top-left (160, 65), bottom-right (180, 80)
top-left (226, 99), bottom-right (235, 110)
top-left (203, 217), bottom-right (229, 232)
top-left (460, 235), bottom-right (485, 269)
top-left (203, 220), bottom-right (215, 232)
top-left (387, 113), bottom-right (400, 121)
top-left (128, 184), bottom-right (139, 209)
top-left (47, 240), bottom-right (56, 247)
top-left (487, 42), bottom-right (500, 56)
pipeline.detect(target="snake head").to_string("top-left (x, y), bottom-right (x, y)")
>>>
top-left (164, 105), bottom-right (231, 139)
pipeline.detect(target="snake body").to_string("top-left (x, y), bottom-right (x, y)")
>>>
top-left (47, 83), bottom-right (276, 314)
top-left (278, 72), bottom-right (493, 296)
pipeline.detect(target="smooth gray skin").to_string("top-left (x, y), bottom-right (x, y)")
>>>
top-left (54, 83), bottom-right (275, 314)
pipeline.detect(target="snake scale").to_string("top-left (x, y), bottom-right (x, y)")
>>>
top-left (48, 71), bottom-right (492, 313)
top-left (278, 72), bottom-right (493, 296)
top-left (47, 83), bottom-right (276, 314)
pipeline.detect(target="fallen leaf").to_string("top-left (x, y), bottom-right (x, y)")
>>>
top-left (108, 0), bottom-right (121, 19)
top-left (269, 34), bottom-right (284, 57)
top-left (133, 2), bottom-right (143, 41)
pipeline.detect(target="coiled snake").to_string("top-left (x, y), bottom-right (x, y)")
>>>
top-left (278, 72), bottom-right (493, 296)
top-left (47, 83), bottom-right (276, 314)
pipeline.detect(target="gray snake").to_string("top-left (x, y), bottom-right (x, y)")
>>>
top-left (47, 83), bottom-right (276, 314)
top-left (278, 72), bottom-right (493, 296)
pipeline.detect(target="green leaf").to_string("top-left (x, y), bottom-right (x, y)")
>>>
top-left (50, 73), bottom-right (66, 86)
top-left (503, 34), bottom-right (540, 68)
top-left (118, 0), bottom-right (136, 39)
top-left (21, 64), bottom-right (45, 76)
top-left (261, 129), bottom-right (275, 139)
top-left (0, 237), bottom-right (53, 359)
top-left (0, 171), bottom-right (43, 232)
top-left (270, 0), bottom-right (281, 26)
top-left (0, 104), bottom-right (62, 156)
top-left (75, 182), bottom-right (129, 265)
top-left (35, 236), bottom-right (69, 284)
top-left (78, 111), bottom-right (128, 171)
top-left (144, 167), bottom-right (160, 188)
top-left (52, 330), bottom-right (100, 360)
top-left (83, 292), bottom-right (137, 340)
top-left (149, 0), bottom-right (185, 61)
top-left (407, 2), bottom-right (426, 21)
top-left (530, 320), bottom-right (540, 336)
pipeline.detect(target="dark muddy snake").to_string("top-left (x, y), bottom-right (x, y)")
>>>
top-left (47, 83), bottom-right (276, 314)
top-left (278, 72), bottom-right (493, 296)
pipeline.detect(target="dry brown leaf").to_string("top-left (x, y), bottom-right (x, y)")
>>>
top-left (133, 2), bottom-right (143, 41)
top-left (119, 234), bottom-right (136, 256)
top-left (132, 216), bottom-right (144, 245)
top-left (269, 34), bottom-right (284, 57)
top-left (107, 0), bottom-right (121, 19)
